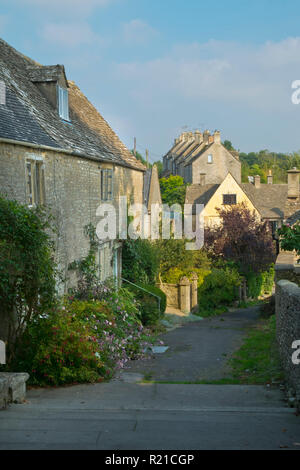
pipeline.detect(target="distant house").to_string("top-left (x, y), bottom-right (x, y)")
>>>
top-left (163, 130), bottom-right (241, 185)
top-left (0, 38), bottom-right (162, 290)
top-left (185, 168), bottom-right (300, 233)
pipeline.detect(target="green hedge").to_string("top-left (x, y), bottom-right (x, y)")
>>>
top-left (247, 265), bottom-right (275, 299)
top-left (127, 283), bottom-right (166, 325)
top-left (198, 268), bottom-right (241, 316)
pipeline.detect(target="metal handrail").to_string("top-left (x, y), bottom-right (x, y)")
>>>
top-left (121, 278), bottom-right (161, 315)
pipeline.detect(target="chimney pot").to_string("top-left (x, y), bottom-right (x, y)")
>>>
top-left (194, 130), bottom-right (203, 144)
top-left (203, 130), bottom-right (210, 145)
top-left (214, 130), bottom-right (221, 144)
top-left (267, 170), bottom-right (273, 185)
top-left (254, 175), bottom-right (261, 188)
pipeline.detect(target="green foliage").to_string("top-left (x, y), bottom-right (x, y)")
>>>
top-left (127, 283), bottom-right (166, 326)
top-left (240, 149), bottom-right (300, 184)
top-left (159, 175), bottom-right (186, 206)
top-left (247, 266), bottom-right (275, 299)
top-left (153, 160), bottom-right (163, 177)
top-left (11, 288), bottom-right (152, 386)
top-left (122, 238), bottom-right (160, 285)
top-left (278, 221), bottom-right (300, 258)
top-left (223, 140), bottom-right (235, 151)
top-left (131, 150), bottom-right (149, 167)
top-left (229, 316), bottom-right (283, 385)
top-left (0, 197), bottom-right (57, 363)
top-left (68, 223), bottom-right (99, 299)
top-left (198, 268), bottom-right (241, 316)
top-left (11, 301), bottom-right (105, 386)
top-left (162, 267), bottom-right (211, 287)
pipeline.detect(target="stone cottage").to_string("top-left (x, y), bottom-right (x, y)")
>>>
top-left (162, 130), bottom-right (241, 185)
top-left (0, 38), bottom-right (162, 290)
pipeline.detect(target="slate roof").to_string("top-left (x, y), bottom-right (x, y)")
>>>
top-left (184, 143), bottom-right (214, 166)
top-left (0, 38), bottom-right (145, 171)
top-left (241, 183), bottom-right (288, 219)
top-left (27, 65), bottom-right (68, 85)
top-left (185, 184), bottom-right (219, 207)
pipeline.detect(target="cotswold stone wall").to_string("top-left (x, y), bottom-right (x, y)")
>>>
top-left (275, 252), bottom-right (300, 409)
top-left (0, 142), bottom-right (144, 291)
top-left (158, 274), bottom-right (198, 315)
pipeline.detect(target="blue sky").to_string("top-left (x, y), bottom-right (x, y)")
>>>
top-left (1, 0), bottom-right (300, 161)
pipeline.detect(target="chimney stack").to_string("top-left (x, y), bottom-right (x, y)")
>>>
top-left (203, 130), bottom-right (210, 145)
top-left (214, 130), bottom-right (221, 144)
top-left (200, 173), bottom-right (206, 186)
top-left (254, 175), bottom-right (261, 189)
top-left (208, 135), bottom-right (214, 144)
top-left (287, 167), bottom-right (300, 199)
top-left (194, 130), bottom-right (203, 144)
top-left (267, 170), bottom-right (273, 185)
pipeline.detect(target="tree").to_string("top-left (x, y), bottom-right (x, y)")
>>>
top-left (160, 175), bottom-right (186, 207)
top-left (223, 140), bottom-right (235, 151)
top-left (0, 197), bottom-right (57, 363)
top-left (204, 203), bottom-right (276, 276)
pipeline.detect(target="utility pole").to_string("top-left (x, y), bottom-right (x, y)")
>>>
top-left (133, 137), bottom-right (136, 157)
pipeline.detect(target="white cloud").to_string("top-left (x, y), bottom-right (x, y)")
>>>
top-left (114, 37), bottom-right (300, 112)
top-left (122, 19), bottom-right (159, 44)
top-left (40, 22), bottom-right (104, 47)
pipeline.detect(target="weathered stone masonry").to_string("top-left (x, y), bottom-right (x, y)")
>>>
top-left (275, 252), bottom-right (300, 409)
top-left (0, 141), bottom-right (144, 291)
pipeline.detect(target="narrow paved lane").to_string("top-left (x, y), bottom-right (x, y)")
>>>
top-left (0, 307), bottom-right (299, 450)
top-left (123, 306), bottom-right (261, 383)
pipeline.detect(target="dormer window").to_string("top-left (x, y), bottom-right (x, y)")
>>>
top-left (58, 86), bottom-right (69, 121)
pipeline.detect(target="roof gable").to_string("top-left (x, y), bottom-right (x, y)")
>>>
top-left (204, 172), bottom-right (258, 215)
top-left (0, 38), bottom-right (145, 171)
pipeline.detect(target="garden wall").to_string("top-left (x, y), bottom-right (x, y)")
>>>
top-left (275, 252), bottom-right (300, 409)
top-left (157, 274), bottom-right (198, 315)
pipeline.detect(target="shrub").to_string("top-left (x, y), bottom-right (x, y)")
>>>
top-left (0, 197), bottom-right (57, 363)
top-left (11, 303), bottom-right (105, 386)
top-left (162, 267), bottom-right (211, 287)
top-left (11, 292), bottom-right (153, 386)
top-left (198, 267), bottom-right (241, 316)
top-left (126, 283), bottom-right (167, 326)
top-left (122, 239), bottom-right (160, 285)
top-left (278, 221), bottom-right (300, 258)
top-left (246, 265), bottom-right (275, 299)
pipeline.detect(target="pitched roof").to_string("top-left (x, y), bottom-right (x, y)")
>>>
top-left (241, 183), bottom-right (288, 219)
top-left (184, 143), bottom-right (214, 166)
top-left (186, 178), bottom-right (300, 221)
top-left (185, 184), bottom-right (219, 206)
top-left (0, 38), bottom-right (145, 171)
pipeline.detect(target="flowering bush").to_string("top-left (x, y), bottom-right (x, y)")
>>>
top-left (11, 287), bottom-right (153, 386)
top-left (278, 221), bottom-right (300, 259)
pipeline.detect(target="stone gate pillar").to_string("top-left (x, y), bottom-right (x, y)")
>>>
top-left (179, 277), bottom-right (191, 315)
top-left (191, 272), bottom-right (198, 311)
